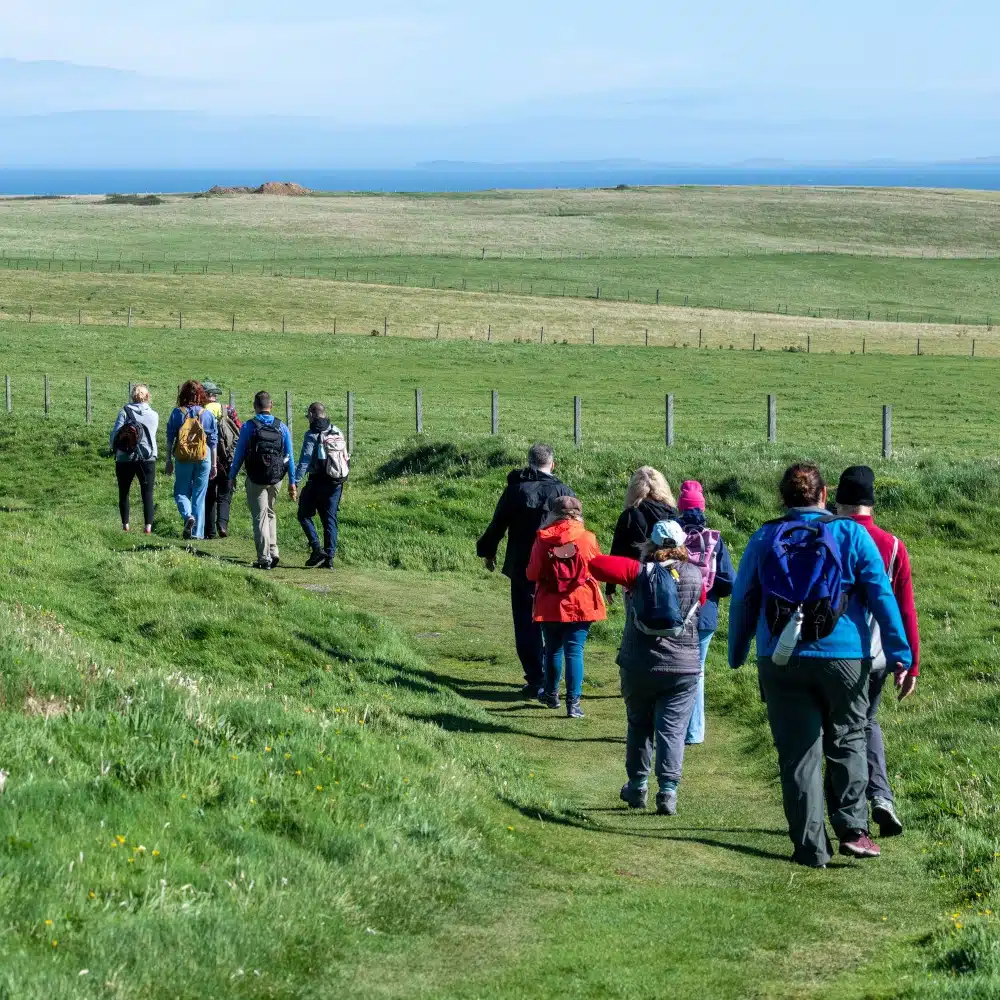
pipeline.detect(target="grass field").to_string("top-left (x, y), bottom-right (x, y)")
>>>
top-left (1, 187), bottom-right (999, 346)
top-left (1, 321), bottom-right (1000, 997)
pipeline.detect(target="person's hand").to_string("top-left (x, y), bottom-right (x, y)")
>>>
top-left (484, 558), bottom-right (496, 572)
top-left (894, 664), bottom-right (917, 701)
top-left (289, 484), bottom-right (298, 502)
top-left (164, 458), bottom-right (173, 476)
top-left (210, 464), bottom-right (217, 481)
top-left (606, 589), bottom-right (617, 606)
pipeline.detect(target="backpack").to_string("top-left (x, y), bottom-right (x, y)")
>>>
top-left (217, 412), bottom-right (240, 469)
top-left (172, 407), bottom-right (208, 463)
top-left (245, 418), bottom-right (286, 486)
top-left (541, 542), bottom-right (588, 594)
top-left (320, 426), bottom-right (350, 482)
top-left (867, 535), bottom-right (899, 670)
top-left (684, 526), bottom-right (721, 591)
top-left (761, 515), bottom-right (847, 644)
top-left (631, 561), bottom-right (701, 638)
top-left (113, 405), bottom-right (143, 458)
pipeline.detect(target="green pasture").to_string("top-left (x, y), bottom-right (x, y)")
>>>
top-left (0, 328), bottom-right (999, 995)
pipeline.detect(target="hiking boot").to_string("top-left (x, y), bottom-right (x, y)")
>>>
top-left (839, 831), bottom-right (881, 859)
top-left (620, 783), bottom-right (648, 809)
top-left (305, 549), bottom-right (326, 568)
top-left (253, 560), bottom-right (272, 571)
top-left (320, 558), bottom-right (334, 570)
top-left (656, 790), bottom-right (678, 816)
top-left (521, 683), bottom-right (544, 699)
top-left (872, 798), bottom-right (904, 838)
top-left (540, 692), bottom-right (560, 709)
top-left (270, 555), bottom-right (280, 569)
top-left (566, 698), bottom-right (585, 719)
top-left (182, 516), bottom-right (196, 539)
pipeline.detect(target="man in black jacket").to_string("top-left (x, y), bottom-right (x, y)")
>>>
top-left (477, 444), bottom-right (576, 696)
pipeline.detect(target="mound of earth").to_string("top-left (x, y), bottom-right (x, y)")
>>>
top-left (205, 181), bottom-right (311, 196)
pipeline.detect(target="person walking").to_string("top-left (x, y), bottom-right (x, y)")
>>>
top-left (228, 391), bottom-right (297, 570)
top-left (605, 466), bottom-right (677, 603)
top-left (109, 383), bottom-right (159, 534)
top-left (296, 402), bottom-right (349, 569)
top-left (835, 465), bottom-right (921, 838)
top-left (165, 380), bottom-right (218, 540)
top-left (525, 496), bottom-right (606, 718)
top-left (674, 480), bottom-right (736, 746)
top-left (590, 520), bottom-right (706, 815)
top-left (728, 463), bottom-right (911, 867)
top-left (477, 444), bottom-right (576, 698)
top-left (201, 381), bottom-right (236, 539)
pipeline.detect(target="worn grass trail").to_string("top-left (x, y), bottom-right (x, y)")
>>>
top-left (276, 564), bottom-right (947, 999)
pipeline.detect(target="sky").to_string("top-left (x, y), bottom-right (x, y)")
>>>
top-left (1, 0), bottom-right (999, 167)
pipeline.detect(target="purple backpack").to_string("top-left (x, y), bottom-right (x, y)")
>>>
top-left (684, 527), bottom-right (721, 592)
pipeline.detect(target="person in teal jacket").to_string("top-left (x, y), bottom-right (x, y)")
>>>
top-left (728, 463), bottom-right (911, 868)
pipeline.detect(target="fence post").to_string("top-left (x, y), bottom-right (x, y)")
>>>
top-left (862, 337), bottom-right (866, 355)
top-left (573, 395), bottom-right (582, 448)
top-left (767, 394), bottom-right (777, 443)
top-left (384, 316), bottom-right (388, 337)
top-left (491, 390), bottom-right (499, 435)
top-left (645, 328), bottom-right (649, 346)
top-left (665, 393), bottom-right (674, 447)
top-left (807, 334), bottom-right (811, 354)
top-left (85, 376), bottom-right (92, 425)
top-left (43, 375), bottom-right (50, 416)
top-left (282, 316), bottom-right (286, 334)
top-left (127, 305), bottom-right (132, 328)
top-left (972, 339), bottom-right (976, 358)
top-left (698, 329), bottom-right (702, 349)
top-left (4, 375), bottom-right (9, 414)
top-left (882, 405), bottom-right (893, 459)
top-left (228, 389), bottom-right (235, 408)
top-left (916, 337), bottom-right (921, 356)
top-left (179, 311), bottom-right (183, 330)
top-left (415, 389), bottom-right (423, 434)
top-left (656, 288), bottom-right (660, 304)
top-left (346, 391), bottom-right (355, 454)
top-left (232, 314), bottom-right (236, 332)
top-left (540, 326), bottom-right (544, 344)
top-left (592, 327), bottom-right (596, 345)
top-left (487, 325), bottom-right (492, 343)
top-left (285, 391), bottom-right (293, 441)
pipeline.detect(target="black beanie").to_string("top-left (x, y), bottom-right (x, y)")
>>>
top-left (836, 466), bottom-right (875, 507)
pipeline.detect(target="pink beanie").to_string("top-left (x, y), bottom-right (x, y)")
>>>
top-left (677, 480), bottom-right (705, 511)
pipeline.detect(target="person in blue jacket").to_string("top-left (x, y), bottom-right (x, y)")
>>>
top-left (728, 463), bottom-right (911, 868)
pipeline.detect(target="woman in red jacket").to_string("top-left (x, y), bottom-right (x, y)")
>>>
top-left (526, 495), bottom-right (606, 718)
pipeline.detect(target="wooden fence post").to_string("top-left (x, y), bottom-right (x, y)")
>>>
top-left (767, 394), bottom-right (777, 443)
top-left (85, 377), bottom-right (92, 425)
top-left (179, 311), bottom-right (183, 329)
top-left (882, 405), bottom-right (893, 459)
top-left (384, 316), bottom-right (388, 337)
top-left (487, 325), bottom-right (492, 343)
top-left (645, 328), bottom-right (649, 346)
top-left (127, 306), bottom-right (132, 328)
top-left (415, 389), bottom-right (423, 434)
top-left (43, 375), bottom-right (50, 416)
top-left (972, 339), bottom-right (976, 358)
top-left (665, 394), bottom-right (674, 447)
top-left (232, 314), bottom-right (236, 332)
top-left (285, 391), bottom-right (293, 440)
top-left (346, 391), bottom-right (355, 454)
top-left (228, 389), bottom-right (235, 409)
top-left (573, 395), bottom-right (582, 448)
top-left (592, 327), bottom-right (596, 345)
top-left (491, 390), bottom-right (499, 435)
top-left (4, 376), bottom-right (9, 414)
top-left (540, 326), bottom-right (544, 344)
top-left (698, 329), bottom-right (702, 349)
top-left (807, 334), bottom-right (811, 354)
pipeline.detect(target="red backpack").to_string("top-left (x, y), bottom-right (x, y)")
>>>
top-left (542, 542), bottom-right (589, 594)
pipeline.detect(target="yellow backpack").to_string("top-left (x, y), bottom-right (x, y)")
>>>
top-left (173, 407), bottom-right (208, 462)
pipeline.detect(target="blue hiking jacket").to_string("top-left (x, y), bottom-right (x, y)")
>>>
top-left (228, 413), bottom-right (297, 485)
top-left (728, 507), bottom-right (912, 669)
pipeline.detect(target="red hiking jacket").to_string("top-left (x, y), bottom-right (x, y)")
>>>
top-left (525, 519), bottom-right (607, 623)
top-left (849, 514), bottom-right (920, 676)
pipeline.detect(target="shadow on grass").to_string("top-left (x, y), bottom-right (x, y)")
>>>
top-left (409, 711), bottom-right (624, 744)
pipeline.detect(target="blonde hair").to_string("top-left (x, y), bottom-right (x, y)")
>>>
top-left (625, 467), bottom-right (675, 510)
top-left (639, 540), bottom-right (688, 564)
top-left (130, 383), bottom-right (150, 403)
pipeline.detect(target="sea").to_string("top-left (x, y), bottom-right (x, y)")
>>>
top-left (1, 164), bottom-right (999, 196)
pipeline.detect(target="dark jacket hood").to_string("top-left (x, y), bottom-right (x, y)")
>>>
top-left (638, 498), bottom-right (677, 524)
top-left (310, 417), bottom-right (331, 434)
top-left (509, 466), bottom-right (558, 486)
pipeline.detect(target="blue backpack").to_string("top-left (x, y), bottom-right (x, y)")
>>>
top-left (761, 515), bottom-right (847, 642)
top-left (632, 561), bottom-right (700, 638)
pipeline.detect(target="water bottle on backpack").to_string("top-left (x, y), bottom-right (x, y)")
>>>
top-left (772, 606), bottom-right (805, 666)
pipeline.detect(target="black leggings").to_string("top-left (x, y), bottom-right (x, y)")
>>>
top-left (115, 460), bottom-right (157, 527)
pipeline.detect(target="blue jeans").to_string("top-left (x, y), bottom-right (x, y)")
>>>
top-left (173, 458), bottom-right (212, 539)
top-left (541, 622), bottom-right (591, 700)
top-left (685, 629), bottom-right (714, 744)
top-left (298, 477), bottom-right (343, 559)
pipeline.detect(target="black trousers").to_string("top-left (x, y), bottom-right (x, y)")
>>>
top-left (510, 576), bottom-right (544, 688)
top-left (205, 467), bottom-right (233, 538)
top-left (115, 460), bottom-right (156, 527)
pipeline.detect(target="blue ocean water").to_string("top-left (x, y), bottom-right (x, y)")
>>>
top-left (1, 164), bottom-right (999, 196)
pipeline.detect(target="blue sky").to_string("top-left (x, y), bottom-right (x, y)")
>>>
top-left (1, 0), bottom-right (999, 166)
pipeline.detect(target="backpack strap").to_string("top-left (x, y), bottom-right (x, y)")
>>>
top-left (888, 536), bottom-right (900, 578)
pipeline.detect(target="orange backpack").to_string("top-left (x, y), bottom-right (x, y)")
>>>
top-left (173, 407), bottom-right (208, 462)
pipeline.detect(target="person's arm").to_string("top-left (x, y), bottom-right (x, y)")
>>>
top-left (203, 412), bottom-right (218, 478)
top-left (709, 537), bottom-right (736, 602)
top-left (280, 422), bottom-right (298, 491)
top-left (476, 484), bottom-right (514, 568)
top-left (525, 536), bottom-right (545, 584)
top-left (228, 421), bottom-right (253, 482)
top-left (164, 408), bottom-right (179, 473)
top-left (728, 535), bottom-right (761, 669)
top-left (856, 530), bottom-right (912, 672)
top-left (109, 408), bottom-right (126, 454)
top-left (295, 431), bottom-right (316, 485)
top-left (589, 554), bottom-right (641, 589)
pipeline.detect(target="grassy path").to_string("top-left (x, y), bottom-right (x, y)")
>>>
top-left (273, 564), bottom-right (948, 999)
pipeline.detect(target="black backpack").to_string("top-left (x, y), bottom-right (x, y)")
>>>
top-left (113, 405), bottom-right (147, 459)
top-left (245, 419), bottom-right (286, 486)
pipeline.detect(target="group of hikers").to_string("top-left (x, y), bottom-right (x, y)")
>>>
top-left (109, 380), bottom-right (350, 570)
top-left (478, 447), bottom-right (919, 867)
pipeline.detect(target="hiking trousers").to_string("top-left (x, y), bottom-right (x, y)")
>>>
top-left (685, 629), bottom-right (714, 745)
top-left (865, 665), bottom-right (894, 804)
top-left (298, 477), bottom-right (343, 560)
top-left (620, 670), bottom-right (699, 790)
top-left (246, 480), bottom-right (281, 564)
top-left (510, 577), bottom-right (544, 688)
top-left (758, 656), bottom-right (870, 867)
top-left (205, 466), bottom-right (232, 538)
top-left (115, 459), bottom-right (156, 528)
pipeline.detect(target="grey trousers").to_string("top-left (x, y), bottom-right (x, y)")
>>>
top-left (866, 665), bottom-right (894, 803)
top-left (620, 670), bottom-right (699, 790)
top-left (246, 480), bottom-right (280, 563)
top-left (758, 656), bottom-right (870, 866)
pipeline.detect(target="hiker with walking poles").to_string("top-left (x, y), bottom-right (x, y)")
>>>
top-left (165, 380), bottom-right (218, 540)
top-left (728, 463), bottom-right (911, 867)
top-left (202, 381), bottom-right (239, 539)
top-left (228, 391), bottom-right (297, 570)
top-left (477, 444), bottom-right (576, 699)
top-left (675, 480), bottom-right (736, 746)
top-left (590, 520), bottom-right (706, 815)
top-left (295, 402), bottom-right (350, 569)
top-left (110, 383), bottom-right (159, 535)
top-left (525, 495), bottom-right (606, 718)
top-left (835, 465), bottom-right (921, 838)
